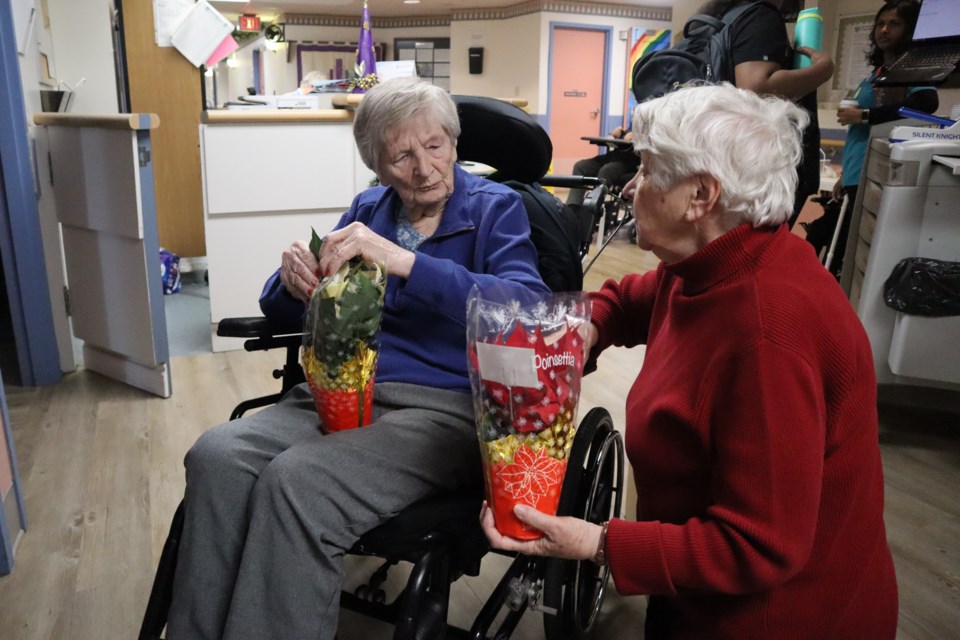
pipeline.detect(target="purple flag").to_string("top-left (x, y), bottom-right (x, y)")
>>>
top-left (354, 0), bottom-right (377, 92)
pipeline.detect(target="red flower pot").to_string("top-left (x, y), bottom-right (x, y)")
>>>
top-left (483, 443), bottom-right (567, 540)
top-left (307, 375), bottom-right (376, 433)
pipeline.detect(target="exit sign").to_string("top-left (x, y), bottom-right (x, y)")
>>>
top-left (239, 14), bottom-right (260, 32)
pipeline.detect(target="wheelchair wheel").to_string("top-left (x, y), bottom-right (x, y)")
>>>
top-left (541, 407), bottom-right (624, 639)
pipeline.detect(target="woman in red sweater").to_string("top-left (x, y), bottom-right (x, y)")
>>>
top-left (481, 83), bottom-right (898, 638)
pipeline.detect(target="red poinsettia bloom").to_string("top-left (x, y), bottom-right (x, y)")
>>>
top-left (498, 444), bottom-right (565, 506)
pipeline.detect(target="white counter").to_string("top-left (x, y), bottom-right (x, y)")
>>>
top-left (200, 109), bottom-right (376, 350)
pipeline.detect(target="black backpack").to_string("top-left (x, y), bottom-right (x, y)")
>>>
top-left (631, 1), bottom-right (766, 103)
top-left (502, 180), bottom-right (583, 293)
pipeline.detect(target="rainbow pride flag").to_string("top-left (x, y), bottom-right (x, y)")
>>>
top-left (623, 28), bottom-right (671, 128)
top-left (629, 29), bottom-right (670, 89)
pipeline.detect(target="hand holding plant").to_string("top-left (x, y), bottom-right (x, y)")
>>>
top-left (302, 228), bottom-right (386, 432)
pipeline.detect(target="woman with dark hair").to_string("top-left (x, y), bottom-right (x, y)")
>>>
top-left (835, 0), bottom-right (938, 195)
top-left (807, 0), bottom-right (938, 275)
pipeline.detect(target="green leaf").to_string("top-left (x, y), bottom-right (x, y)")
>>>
top-left (309, 228), bottom-right (323, 262)
top-left (304, 251), bottom-right (385, 374)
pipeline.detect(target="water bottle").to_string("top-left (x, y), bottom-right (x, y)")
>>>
top-left (793, 8), bottom-right (823, 69)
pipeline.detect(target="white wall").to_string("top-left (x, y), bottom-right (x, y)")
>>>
top-left (450, 13), bottom-right (542, 108)
top-left (669, 0), bottom-right (703, 39)
top-left (447, 10), bottom-right (671, 121)
top-left (46, 0), bottom-right (118, 114)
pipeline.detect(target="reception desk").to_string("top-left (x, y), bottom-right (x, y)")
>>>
top-left (200, 109), bottom-right (375, 350)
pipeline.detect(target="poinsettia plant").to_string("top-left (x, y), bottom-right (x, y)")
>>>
top-left (302, 228), bottom-right (386, 432)
top-left (467, 289), bottom-right (591, 540)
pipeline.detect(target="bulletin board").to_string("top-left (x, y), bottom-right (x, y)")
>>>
top-left (833, 14), bottom-right (874, 93)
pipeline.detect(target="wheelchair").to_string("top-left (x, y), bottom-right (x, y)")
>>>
top-left (139, 95), bottom-right (626, 640)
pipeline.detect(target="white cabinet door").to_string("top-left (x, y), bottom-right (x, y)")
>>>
top-left (43, 115), bottom-right (171, 397)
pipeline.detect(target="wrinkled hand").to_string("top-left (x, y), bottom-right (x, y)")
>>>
top-left (836, 107), bottom-right (864, 126)
top-left (280, 240), bottom-right (321, 303)
top-left (480, 500), bottom-right (603, 562)
top-left (579, 322), bottom-right (599, 363)
top-left (318, 222), bottom-right (416, 279)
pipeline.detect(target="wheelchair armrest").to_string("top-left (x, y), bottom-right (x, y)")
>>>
top-left (217, 317), bottom-right (304, 354)
top-left (217, 316), bottom-right (301, 339)
top-left (539, 175), bottom-right (603, 190)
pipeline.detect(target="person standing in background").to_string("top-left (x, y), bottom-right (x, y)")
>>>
top-left (698, 0), bottom-right (834, 228)
top-left (806, 0), bottom-right (938, 276)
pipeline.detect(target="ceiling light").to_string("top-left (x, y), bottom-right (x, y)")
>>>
top-left (404, 1), bottom-right (421, 4)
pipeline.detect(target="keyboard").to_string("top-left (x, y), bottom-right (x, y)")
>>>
top-left (879, 45), bottom-right (960, 83)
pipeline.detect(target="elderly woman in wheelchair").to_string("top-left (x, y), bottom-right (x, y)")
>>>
top-left (484, 84), bottom-right (898, 639)
top-left (163, 77), bottom-right (549, 640)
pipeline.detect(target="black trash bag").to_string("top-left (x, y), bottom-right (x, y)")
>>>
top-left (801, 195), bottom-right (842, 256)
top-left (883, 257), bottom-right (960, 317)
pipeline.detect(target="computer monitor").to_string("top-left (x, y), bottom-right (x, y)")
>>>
top-left (913, 0), bottom-right (960, 42)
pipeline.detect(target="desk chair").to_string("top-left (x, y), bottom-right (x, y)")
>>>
top-left (139, 96), bottom-right (624, 640)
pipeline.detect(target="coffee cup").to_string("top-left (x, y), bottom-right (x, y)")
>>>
top-left (839, 99), bottom-right (859, 110)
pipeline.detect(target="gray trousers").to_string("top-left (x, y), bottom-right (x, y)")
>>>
top-left (166, 382), bottom-right (481, 640)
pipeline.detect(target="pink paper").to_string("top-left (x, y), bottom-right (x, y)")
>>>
top-left (206, 35), bottom-right (239, 67)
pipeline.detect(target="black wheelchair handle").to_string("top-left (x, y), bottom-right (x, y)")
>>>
top-left (539, 175), bottom-right (604, 189)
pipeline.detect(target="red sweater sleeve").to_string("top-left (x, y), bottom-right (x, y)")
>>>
top-left (607, 339), bottom-right (826, 595)
top-left (589, 267), bottom-right (663, 354)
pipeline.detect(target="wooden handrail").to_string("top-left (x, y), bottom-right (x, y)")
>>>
top-left (331, 94), bottom-right (529, 110)
top-left (32, 113), bottom-right (159, 130)
top-left (201, 110), bottom-right (353, 124)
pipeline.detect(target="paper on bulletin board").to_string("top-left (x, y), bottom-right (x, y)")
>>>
top-left (206, 34), bottom-right (239, 67)
top-left (834, 14), bottom-right (874, 93)
top-left (12, 0), bottom-right (37, 55)
top-left (154, 0), bottom-right (198, 47)
top-left (170, 0), bottom-right (233, 67)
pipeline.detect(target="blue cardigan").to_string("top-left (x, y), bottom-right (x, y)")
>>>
top-left (260, 164), bottom-right (549, 393)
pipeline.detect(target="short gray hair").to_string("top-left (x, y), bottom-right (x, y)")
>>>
top-left (632, 83), bottom-right (809, 227)
top-left (353, 78), bottom-right (461, 173)
top-left (301, 70), bottom-right (326, 84)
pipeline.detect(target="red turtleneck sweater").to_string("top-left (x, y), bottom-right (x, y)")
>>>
top-left (590, 224), bottom-right (897, 639)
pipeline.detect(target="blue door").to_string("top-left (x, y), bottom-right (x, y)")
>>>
top-left (0, 0), bottom-right (61, 388)
top-left (1, 0), bottom-right (62, 574)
